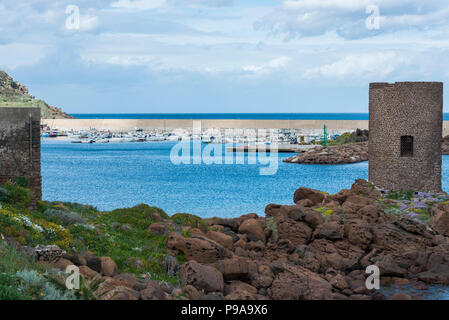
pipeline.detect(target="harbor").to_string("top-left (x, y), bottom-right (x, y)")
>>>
top-left (40, 123), bottom-right (352, 150)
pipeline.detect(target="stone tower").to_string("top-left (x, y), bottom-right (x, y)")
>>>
top-left (0, 107), bottom-right (42, 202)
top-left (369, 82), bottom-right (443, 192)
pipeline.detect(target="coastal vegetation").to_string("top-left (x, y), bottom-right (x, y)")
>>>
top-left (3, 178), bottom-right (449, 300)
top-left (0, 70), bottom-right (72, 119)
top-left (316, 129), bottom-right (369, 146)
top-left (0, 179), bottom-right (192, 299)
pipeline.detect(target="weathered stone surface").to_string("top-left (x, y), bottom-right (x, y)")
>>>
top-left (285, 142), bottom-right (368, 165)
top-left (430, 203), bottom-right (449, 236)
top-left (214, 257), bottom-right (252, 281)
top-left (167, 233), bottom-right (227, 264)
top-left (81, 252), bottom-right (102, 273)
top-left (224, 281), bottom-right (258, 296)
top-left (52, 258), bottom-right (74, 271)
top-left (101, 256), bottom-right (118, 277)
top-left (238, 219), bottom-right (266, 243)
top-left (180, 260), bottom-right (224, 293)
top-left (268, 265), bottom-right (333, 300)
top-left (206, 230), bottom-right (233, 250)
top-left (293, 187), bottom-right (325, 205)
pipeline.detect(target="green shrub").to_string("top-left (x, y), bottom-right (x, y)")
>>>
top-left (2, 184), bottom-right (30, 207)
top-left (15, 177), bottom-right (30, 188)
top-left (171, 213), bottom-right (208, 232)
top-left (0, 273), bottom-right (28, 300)
top-left (41, 208), bottom-right (86, 226)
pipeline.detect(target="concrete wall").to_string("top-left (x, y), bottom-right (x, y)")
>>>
top-left (0, 107), bottom-right (41, 202)
top-left (369, 82), bottom-right (443, 192)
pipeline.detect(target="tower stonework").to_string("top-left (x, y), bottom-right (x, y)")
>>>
top-left (0, 107), bottom-right (42, 203)
top-left (369, 82), bottom-right (443, 192)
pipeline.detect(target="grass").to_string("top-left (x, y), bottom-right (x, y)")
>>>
top-left (0, 181), bottom-right (196, 290)
top-left (0, 241), bottom-right (83, 300)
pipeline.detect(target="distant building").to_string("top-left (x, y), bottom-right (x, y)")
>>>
top-left (369, 82), bottom-right (443, 192)
top-left (0, 107), bottom-right (41, 203)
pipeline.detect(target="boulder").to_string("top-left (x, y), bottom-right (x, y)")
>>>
top-left (95, 277), bottom-right (140, 300)
top-left (113, 273), bottom-right (147, 291)
top-left (268, 265), bottom-right (333, 300)
top-left (82, 252), bottom-right (102, 273)
top-left (180, 261), bottom-right (224, 293)
top-left (223, 281), bottom-right (258, 296)
top-left (183, 285), bottom-right (202, 300)
top-left (344, 220), bottom-right (373, 249)
top-left (391, 292), bottom-right (412, 300)
top-left (140, 283), bottom-right (166, 300)
top-left (314, 221), bottom-right (344, 240)
top-left (206, 230), bottom-right (233, 250)
top-left (52, 258), bottom-right (74, 271)
top-left (276, 217), bottom-right (312, 246)
top-left (208, 218), bottom-right (240, 232)
top-left (214, 257), bottom-right (253, 281)
top-left (225, 290), bottom-right (257, 300)
top-left (101, 256), bottom-right (118, 277)
top-left (294, 187), bottom-right (325, 205)
top-left (304, 211), bottom-right (325, 229)
top-left (429, 203), bottom-right (449, 236)
top-left (79, 266), bottom-right (101, 280)
top-left (238, 219), bottom-right (266, 243)
top-left (167, 233), bottom-right (227, 264)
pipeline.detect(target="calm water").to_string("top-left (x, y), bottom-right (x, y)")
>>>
top-left (70, 113), bottom-right (449, 120)
top-left (41, 140), bottom-right (449, 218)
top-left (42, 140), bottom-right (368, 217)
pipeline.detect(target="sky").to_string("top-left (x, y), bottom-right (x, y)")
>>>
top-left (1, 0), bottom-right (449, 113)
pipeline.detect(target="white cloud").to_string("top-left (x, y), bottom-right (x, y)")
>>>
top-left (242, 56), bottom-right (290, 75)
top-left (172, 0), bottom-right (233, 7)
top-left (110, 0), bottom-right (166, 11)
top-left (79, 14), bottom-right (99, 31)
top-left (256, 0), bottom-right (449, 40)
top-left (303, 52), bottom-right (409, 79)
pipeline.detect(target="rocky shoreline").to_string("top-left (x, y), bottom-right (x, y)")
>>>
top-left (284, 142), bottom-right (368, 164)
top-left (6, 179), bottom-right (449, 300)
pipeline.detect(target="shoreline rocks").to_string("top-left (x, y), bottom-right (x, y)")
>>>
top-left (167, 179), bottom-right (449, 300)
top-left (284, 142), bottom-right (368, 164)
top-left (25, 179), bottom-right (449, 300)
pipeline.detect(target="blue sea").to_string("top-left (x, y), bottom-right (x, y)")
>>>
top-left (70, 113), bottom-right (449, 120)
top-left (42, 140), bottom-right (368, 216)
top-left (41, 140), bottom-right (449, 218)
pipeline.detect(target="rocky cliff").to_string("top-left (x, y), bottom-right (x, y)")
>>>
top-left (0, 70), bottom-right (73, 119)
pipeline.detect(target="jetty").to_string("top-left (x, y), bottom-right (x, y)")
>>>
top-left (227, 144), bottom-right (316, 153)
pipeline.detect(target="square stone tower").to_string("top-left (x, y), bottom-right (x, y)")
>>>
top-left (0, 107), bottom-right (42, 203)
top-left (369, 82), bottom-right (443, 192)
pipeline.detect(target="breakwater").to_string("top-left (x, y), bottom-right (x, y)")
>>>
top-left (42, 119), bottom-right (449, 136)
top-left (42, 119), bottom-right (369, 131)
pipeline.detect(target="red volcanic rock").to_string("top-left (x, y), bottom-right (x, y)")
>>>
top-left (179, 260), bottom-right (224, 293)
